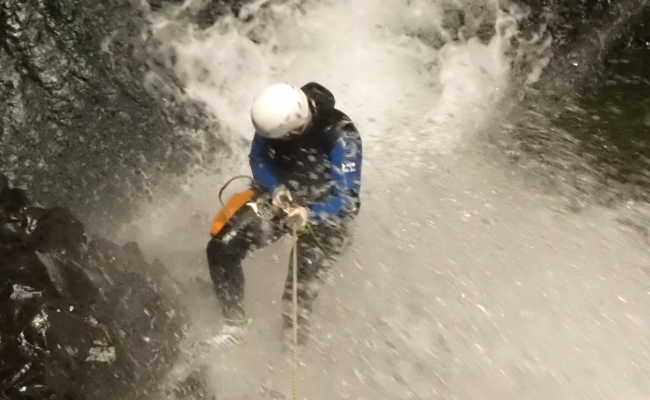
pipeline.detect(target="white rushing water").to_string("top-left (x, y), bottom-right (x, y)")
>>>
top-left (121, 0), bottom-right (650, 398)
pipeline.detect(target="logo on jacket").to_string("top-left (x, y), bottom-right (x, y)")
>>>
top-left (342, 161), bottom-right (357, 173)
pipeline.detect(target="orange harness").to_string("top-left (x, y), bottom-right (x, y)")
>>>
top-left (210, 189), bottom-right (256, 236)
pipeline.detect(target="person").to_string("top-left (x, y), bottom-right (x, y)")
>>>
top-left (206, 82), bottom-right (362, 346)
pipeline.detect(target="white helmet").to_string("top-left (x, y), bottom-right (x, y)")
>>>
top-left (251, 83), bottom-right (311, 139)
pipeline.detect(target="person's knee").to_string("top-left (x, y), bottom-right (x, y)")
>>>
top-left (302, 276), bottom-right (324, 301)
top-left (207, 235), bottom-right (224, 253)
top-left (207, 237), bottom-right (223, 261)
top-left (207, 236), bottom-right (243, 268)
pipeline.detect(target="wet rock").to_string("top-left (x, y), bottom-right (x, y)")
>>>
top-left (26, 207), bottom-right (86, 258)
top-left (148, 0), bottom-right (185, 11)
top-left (196, 0), bottom-right (247, 27)
top-left (0, 175), bottom-right (8, 193)
top-left (0, 180), bottom-right (188, 400)
top-left (0, 0), bottom-right (208, 230)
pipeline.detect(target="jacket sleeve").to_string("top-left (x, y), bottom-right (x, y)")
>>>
top-left (249, 134), bottom-right (282, 192)
top-left (309, 131), bottom-right (362, 220)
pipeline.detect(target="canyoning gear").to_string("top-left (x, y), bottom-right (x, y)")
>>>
top-left (251, 83), bottom-right (311, 140)
top-left (282, 297), bottom-right (311, 346)
top-left (284, 206), bottom-right (309, 232)
top-left (272, 184), bottom-right (293, 210)
top-left (210, 188), bottom-right (257, 236)
top-left (217, 175), bottom-right (254, 206)
top-left (249, 82), bottom-right (362, 222)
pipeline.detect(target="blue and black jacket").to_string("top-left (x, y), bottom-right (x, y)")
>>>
top-left (249, 82), bottom-right (362, 221)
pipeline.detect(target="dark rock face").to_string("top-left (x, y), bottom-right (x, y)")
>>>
top-left (494, 2), bottom-right (650, 210)
top-left (145, 0), bottom-right (248, 28)
top-left (522, 0), bottom-right (650, 92)
top-left (0, 176), bottom-right (187, 400)
top-left (0, 0), bottom-right (207, 229)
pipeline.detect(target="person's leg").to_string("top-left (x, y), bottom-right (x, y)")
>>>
top-left (282, 221), bottom-right (350, 344)
top-left (207, 234), bottom-right (248, 321)
top-left (206, 205), bottom-right (276, 322)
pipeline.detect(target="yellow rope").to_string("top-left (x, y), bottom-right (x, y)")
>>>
top-left (291, 229), bottom-right (299, 400)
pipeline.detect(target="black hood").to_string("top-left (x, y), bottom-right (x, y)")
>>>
top-left (301, 82), bottom-right (335, 111)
